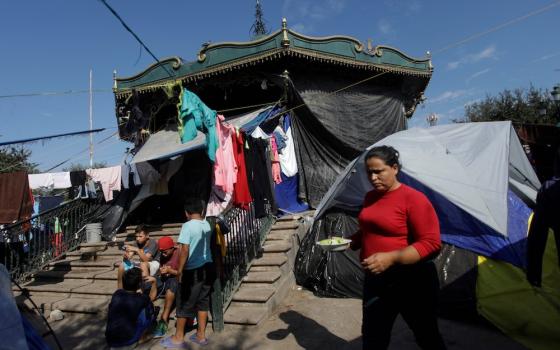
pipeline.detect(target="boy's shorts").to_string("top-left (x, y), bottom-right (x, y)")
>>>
top-left (176, 263), bottom-right (216, 318)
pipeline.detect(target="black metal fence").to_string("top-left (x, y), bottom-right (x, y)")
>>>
top-left (211, 202), bottom-right (274, 331)
top-left (1, 198), bottom-right (106, 283)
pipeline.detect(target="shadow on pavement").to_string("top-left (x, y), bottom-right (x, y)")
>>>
top-left (267, 310), bottom-right (361, 350)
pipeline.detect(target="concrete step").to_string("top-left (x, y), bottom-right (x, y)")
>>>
top-left (271, 222), bottom-right (299, 230)
top-left (252, 254), bottom-right (287, 267)
top-left (17, 279), bottom-right (116, 297)
top-left (231, 286), bottom-right (275, 303)
top-left (242, 270), bottom-right (281, 284)
top-left (78, 242), bottom-right (108, 249)
top-left (265, 232), bottom-right (293, 241)
top-left (34, 268), bottom-right (117, 281)
top-left (117, 230), bottom-right (180, 238)
top-left (262, 242), bottom-right (292, 253)
top-left (17, 294), bottom-right (111, 314)
top-left (267, 228), bottom-right (297, 236)
top-left (125, 224), bottom-right (182, 234)
top-left (223, 305), bottom-right (268, 325)
top-left (48, 257), bottom-right (118, 269)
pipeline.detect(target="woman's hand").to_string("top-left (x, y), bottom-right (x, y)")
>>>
top-left (361, 251), bottom-right (398, 274)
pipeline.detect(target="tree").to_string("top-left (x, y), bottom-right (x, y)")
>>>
top-left (0, 146), bottom-right (38, 174)
top-left (62, 161), bottom-right (107, 172)
top-left (459, 86), bottom-right (559, 125)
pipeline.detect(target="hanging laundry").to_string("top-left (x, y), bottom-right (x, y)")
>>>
top-left (69, 170), bottom-right (87, 198)
top-left (279, 115), bottom-right (298, 177)
top-left (206, 186), bottom-right (232, 217)
top-left (214, 115), bottom-right (238, 194)
top-left (0, 171), bottom-right (33, 224)
top-left (215, 223), bottom-right (227, 258)
top-left (152, 156), bottom-right (184, 195)
top-left (178, 88), bottom-right (218, 162)
top-left (135, 161), bottom-right (160, 184)
top-left (240, 106), bottom-right (279, 134)
top-left (274, 172), bottom-right (309, 215)
top-left (232, 132), bottom-right (252, 209)
top-left (244, 137), bottom-right (277, 218)
top-left (273, 126), bottom-right (288, 151)
top-left (121, 163), bottom-right (141, 189)
top-left (270, 137), bottom-right (282, 185)
top-left (251, 126), bottom-right (271, 140)
top-left (86, 166), bottom-right (121, 201)
top-left (28, 172), bottom-right (72, 189)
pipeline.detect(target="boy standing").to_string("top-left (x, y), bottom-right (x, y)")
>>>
top-left (161, 199), bottom-right (215, 348)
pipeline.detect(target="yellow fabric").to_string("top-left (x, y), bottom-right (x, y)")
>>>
top-left (216, 224), bottom-right (226, 257)
top-left (477, 232), bottom-right (560, 350)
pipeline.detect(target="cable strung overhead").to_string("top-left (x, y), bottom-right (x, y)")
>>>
top-left (99, 0), bottom-right (174, 78)
top-left (0, 128), bottom-right (106, 147)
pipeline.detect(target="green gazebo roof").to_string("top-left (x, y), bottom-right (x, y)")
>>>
top-left (114, 19), bottom-right (432, 98)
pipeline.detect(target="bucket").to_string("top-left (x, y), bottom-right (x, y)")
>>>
top-left (86, 223), bottom-right (102, 243)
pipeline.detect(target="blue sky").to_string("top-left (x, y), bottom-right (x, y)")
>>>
top-left (1, 0), bottom-right (559, 172)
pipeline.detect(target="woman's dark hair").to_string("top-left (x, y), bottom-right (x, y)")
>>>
top-left (122, 267), bottom-right (142, 291)
top-left (184, 198), bottom-right (205, 215)
top-left (365, 146), bottom-right (401, 170)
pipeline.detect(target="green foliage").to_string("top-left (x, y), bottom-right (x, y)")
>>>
top-left (0, 146), bottom-right (38, 174)
top-left (62, 161), bottom-right (107, 172)
top-left (459, 86), bottom-right (559, 124)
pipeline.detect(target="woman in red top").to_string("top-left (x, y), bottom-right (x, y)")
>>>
top-left (351, 146), bottom-right (446, 350)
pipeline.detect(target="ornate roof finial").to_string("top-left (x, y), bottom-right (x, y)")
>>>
top-left (281, 18), bottom-right (290, 47)
top-left (113, 69), bottom-right (117, 91)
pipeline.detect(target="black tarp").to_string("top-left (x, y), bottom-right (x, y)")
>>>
top-left (288, 77), bottom-right (406, 208)
top-left (294, 211), bottom-right (479, 318)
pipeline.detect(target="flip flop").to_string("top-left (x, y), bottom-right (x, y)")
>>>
top-left (160, 336), bottom-right (188, 349)
top-left (189, 333), bottom-right (209, 346)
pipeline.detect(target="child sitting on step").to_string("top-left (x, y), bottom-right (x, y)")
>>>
top-left (106, 267), bottom-right (158, 349)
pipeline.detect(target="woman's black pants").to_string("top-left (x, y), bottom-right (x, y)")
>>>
top-left (362, 261), bottom-right (446, 350)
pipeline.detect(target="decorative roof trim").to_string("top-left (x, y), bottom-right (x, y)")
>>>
top-left (114, 47), bottom-right (431, 99)
top-left (116, 56), bottom-right (182, 83)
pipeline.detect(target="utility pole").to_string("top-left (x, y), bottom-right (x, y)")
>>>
top-left (89, 69), bottom-right (94, 168)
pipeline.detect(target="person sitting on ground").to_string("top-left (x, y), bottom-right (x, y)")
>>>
top-left (117, 225), bottom-right (161, 289)
top-left (105, 267), bottom-right (158, 349)
top-left (161, 199), bottom-right (216, 349)
top-left (151, 236), bottom-right (181, 338)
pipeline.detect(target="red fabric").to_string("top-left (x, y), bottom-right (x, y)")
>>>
top-left (158, 236), bottom-right (174, 251)
top-left (0, 171), bottom-right (33, 224)
top-left (355, 184), bottom-right (441, 261)
top-left (232, 132), bottom-right (252, 209)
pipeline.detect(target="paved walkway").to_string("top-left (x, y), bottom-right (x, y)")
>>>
top-left (44, 287), bottom-right (527, 349)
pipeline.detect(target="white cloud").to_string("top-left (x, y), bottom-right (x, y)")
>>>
top-left (447, 45), bottom-right (498, 70)
top-left (532, 52), bottom-right (560, 63)
top-left (466, 68), bottom-right (491, 84)
top-left (377, 19), bottom-right (393, 35)
top-left (429, 89), bottom-right (470, 104)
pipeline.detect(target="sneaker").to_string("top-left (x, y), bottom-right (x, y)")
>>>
top-left (153, 320), bottom-right (168, 338)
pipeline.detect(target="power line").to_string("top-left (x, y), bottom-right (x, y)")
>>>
top-left (0, 128), bottom-right (106, 147)
top-left (434, 0), bottom-right (560, 54)
top-left (99, 0), bottom-right (174, 78)
top-left (0, 89), bottom-right (112, 99)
